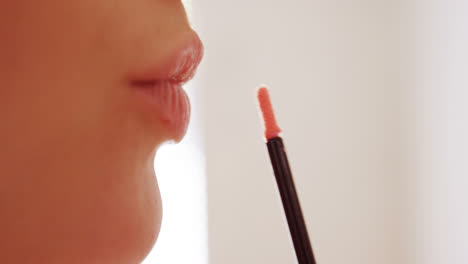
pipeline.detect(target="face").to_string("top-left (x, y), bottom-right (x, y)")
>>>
top-left (0, 0), bottom-right (202, 263)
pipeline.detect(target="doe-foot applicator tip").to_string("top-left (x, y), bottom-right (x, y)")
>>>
top-left (257, 86), bottom-right (282, 140)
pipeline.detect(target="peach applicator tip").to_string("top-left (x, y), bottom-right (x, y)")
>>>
top-left (257, 86), bottom-right (282, 140)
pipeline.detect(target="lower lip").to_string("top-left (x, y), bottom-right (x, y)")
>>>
top-left (131, 81), bottom-right (190, 142)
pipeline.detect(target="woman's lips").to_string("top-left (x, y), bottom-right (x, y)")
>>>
top-left (130, 32), bottom-right (204, 142)
top-left (132, 80), bottom-right (190, 142)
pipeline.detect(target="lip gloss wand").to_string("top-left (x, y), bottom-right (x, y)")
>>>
top-left (257, 86), bottom-right (317, 264)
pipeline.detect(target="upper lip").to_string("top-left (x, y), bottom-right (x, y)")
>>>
top-left (131, 32), bottom-right (204, 86)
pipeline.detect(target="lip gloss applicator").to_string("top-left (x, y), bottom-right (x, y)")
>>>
top-left (257, 86), bottom-right (317, 264)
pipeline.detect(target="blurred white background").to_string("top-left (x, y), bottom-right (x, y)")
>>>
top-left (145, 0), bottom-right (468, 263)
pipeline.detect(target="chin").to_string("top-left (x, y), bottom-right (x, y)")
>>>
top-left (0, 167), bottom-right (162, 264)
top-left (81, 169), bottom-right (163, 264)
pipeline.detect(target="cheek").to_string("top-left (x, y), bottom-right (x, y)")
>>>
top-left (0, 1), bottom-right (166, 262)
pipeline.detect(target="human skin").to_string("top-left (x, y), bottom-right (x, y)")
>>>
top-left (0, 0), bottom-right (202, 263)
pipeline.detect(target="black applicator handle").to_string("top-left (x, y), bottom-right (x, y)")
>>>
top-left (267, 137), bottom-right (316, 264)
